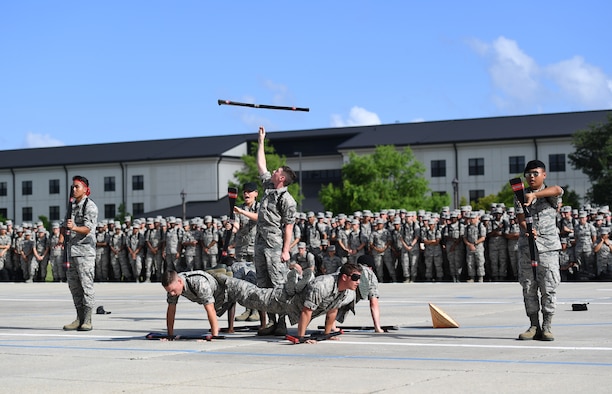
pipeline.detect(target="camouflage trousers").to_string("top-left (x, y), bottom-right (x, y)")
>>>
top-left (254, 238), bottom-right (288, 288)
top-left (488, 243), bottom-right (508, 279)
top-left (67, 255), bottom-right (96, 310)
top-left (518, 248), bottom-right (560, 316)
top-left (466, 245), bottom-right (485, 278)
top-left (223, 270), bottom-right (311, 325)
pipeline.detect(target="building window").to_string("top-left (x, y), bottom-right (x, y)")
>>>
top-left (22, 180), bottom-right (33, 196)
top-left (22, 207), bottom-right (33, 222)
top-left (49, 206), bottom-right (60, 221)
top-left (104, 176), bottom-right (116, 192)
top-left (0, 182), bottom-right (7, 197)
top-left (509, 156), bottom-right (525, 174)
top-left (0, 208), bottom-right (7, 219)
top-left (104, 204), bottom-right (116, 219)
top-left (49, 179), bottom-right (60, 194)
top-left (549, 154), bottom-right (566, 172)
top-left (468, 158), bottom-right (484, 176)
top-left (132, 202), bottom-right (144, 216)
top-left (431, 160), bottom-right (446, 177)
top-left (132, 175), bottom-right (144, 191)
top-left (469, 190), bottom-right (485, 204)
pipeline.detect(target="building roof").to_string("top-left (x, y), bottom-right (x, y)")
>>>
top-left (1, 109), bottom-right (610, 170)
top-left (335, 109), bottom-right (612, 149)
top-left (0, 134), bottom-right (247, 170)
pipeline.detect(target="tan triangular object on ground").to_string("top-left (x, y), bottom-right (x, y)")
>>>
top-left (429, 303), bottom-right (459, 328)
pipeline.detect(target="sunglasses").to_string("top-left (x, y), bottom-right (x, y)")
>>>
top-left (524, 171), bottom-right (540, 178)
top-left (349, 273), bottom-right (361, 281)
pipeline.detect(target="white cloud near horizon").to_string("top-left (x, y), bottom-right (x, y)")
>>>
top-left (24, 132), bottom-right (65, 148)
top-left (470, 36), bottom-right (612, 111)
top-left (330, 106), bottom-right (382, 127)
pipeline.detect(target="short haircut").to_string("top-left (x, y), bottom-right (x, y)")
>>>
top-left (524, 160), bottom-right (546, 173)
top-left (72, 175), bottom-right (89, 186)
top-left (339, 262), bottom-right (362, 277)
top-left (161, 270), bottom-right (178, 287)
top-left (280, 166), bottom-right (297, 186)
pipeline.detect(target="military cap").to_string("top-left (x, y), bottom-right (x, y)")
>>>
top-left (243, 182), bottom-right (258, 192)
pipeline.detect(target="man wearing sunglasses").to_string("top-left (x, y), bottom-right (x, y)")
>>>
top-left (514, 160), bottom-right (563, 341)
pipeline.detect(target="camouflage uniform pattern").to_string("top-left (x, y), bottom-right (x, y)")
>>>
top-left (514, 185), bottom-right (562, 316)
top-left (67, 197), bottom-right (98, 311)
top-left (254, 171), bottom-right (297, 288)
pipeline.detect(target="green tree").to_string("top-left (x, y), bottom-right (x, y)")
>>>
top-left (231, 141), bottom-right (302, 206)
top-left (319, 145), bottom-right (449, 213)
top-left (114, 203), bottom-right (130, 224)
top-left (38, 215), bottom-right (50, 232)
top-left (568, 114), bottom-right (612, 206)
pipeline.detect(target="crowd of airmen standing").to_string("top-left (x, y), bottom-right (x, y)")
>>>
top-left (1, 201), bottom-right (610, 284)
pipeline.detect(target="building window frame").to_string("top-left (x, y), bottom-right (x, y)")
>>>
top-left (468, 158), bottom-right (485, 176)
top-left (132, 175), bottom-right (144, 191)
top-left (431, 160), bottom-right (446, 177)
top-left (549, 154), bottom-right (566, 172)
top-left (22, 180), bottom-right (33, 196)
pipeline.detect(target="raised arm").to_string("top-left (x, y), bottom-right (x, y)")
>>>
top-left (257, 126), bottom-right (267, 176)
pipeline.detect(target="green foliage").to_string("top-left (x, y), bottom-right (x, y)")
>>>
top-left (231, 141), bottom-right (302, 205)
top-left (319, 145), bottom-right (442, 213)
top-left (560, 185), bottom-right (581, 210)
top-left (471, 181), bottom-right (518, 212)
top-left (114, 203), bottom-right (130, 224)
top-left (38, 215), bottom-right (49, 232)
top-left (569, 114), bottom-right (612, 206)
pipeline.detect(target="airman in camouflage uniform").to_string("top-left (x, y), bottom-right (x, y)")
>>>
top-left (63, 175), bottom-right (99, 331)
top-left (442, 212), bottom-right (465, 282)
top-left (33, 227), bottom-right (50, 281)
top-left (127, 225), bottom-right (145, 281)
top-left (109, 223), bottom-right (128, 281)
top-left (321, 245), bottom-right (343, 275)
top-left (421, 216), bottom-right (443, 282)
top-left (463, 212), bottom-right (486, 282)
top-left (514, 160), bottom-right (563, 341)
top-left (48, 223), bottom-right (65, 282)
top-left (594, 227), bottom-right (612, 278)
top-left (573, 211), bottom-right (597, 277)
top-left (201, 216), bottom-right (218, 269)
top-left (488, 207), bottom-right (509, 281)
top-left (254, 126), bottom-right (297, 336)
top-left (163, 217), bottom-right (183, 273)
top-left (505, 213), bottom-right (521, 280)
top-left (21, 231), bottom-right (35, 282)
top-left (95, 223), bottom-right (110, 281)
top-left (181, 220), bottom-right (200, 272)
top-left (0, 225), bottom-right (11, 281)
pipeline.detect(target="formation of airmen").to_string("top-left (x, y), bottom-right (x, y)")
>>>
top-left (1, 202), bottom-right (611, 284)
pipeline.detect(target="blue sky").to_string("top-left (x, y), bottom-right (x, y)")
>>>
top-left (1, 1), bottom-right (611, 150)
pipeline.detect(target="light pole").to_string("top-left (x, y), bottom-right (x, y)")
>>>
top-left (293, 151), bottom-right (303, 212)
top-left (451, 178), bottom-right (459, 210)
top-left (180, 189), bottom-right (187, 221)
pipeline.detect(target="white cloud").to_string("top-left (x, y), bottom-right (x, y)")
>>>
top-left (546, 56), bottom-right (612, 107)
top-left (471, 36), bottom-right (612, 110)
top-left (331, 106), bottom-right (382, 127)
top-left (24, 132), bottom-right (65, 148)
